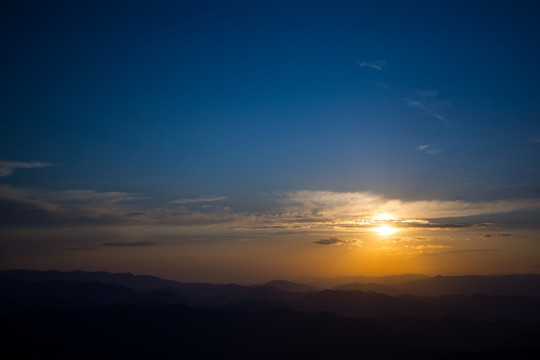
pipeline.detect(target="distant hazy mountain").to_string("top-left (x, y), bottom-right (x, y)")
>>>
top-left (399, 274), bottom-right (540, 298)
top-left (0, 278), bottom-right (185, 312)
top-left (3, 270), bottom-right (540, 321)
top-left (289, 289), bottom-right (435, 318)
top-left (261, 279), bottom-right (319, 293)
top-left (333, 282), bottom-right (399, 295)
top-left (0, 269), bottom-right (181, 291)
top-left (0, 270), bottom-right (307, 308)
top-left (304, 274), bottom-right (430, 289)
top-left (287, 289), bottom-right (540, 322)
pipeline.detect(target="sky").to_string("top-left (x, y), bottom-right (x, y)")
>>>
top-left (1, 0), bottom-right (540, 283)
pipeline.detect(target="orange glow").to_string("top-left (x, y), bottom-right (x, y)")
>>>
top-left (374, 224), bottom-right (397, 236)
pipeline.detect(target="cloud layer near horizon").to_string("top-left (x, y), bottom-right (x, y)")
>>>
top-left (279, 190), bottom-right (540, 221)
top-left (2, 186), bottom-right (540, 232)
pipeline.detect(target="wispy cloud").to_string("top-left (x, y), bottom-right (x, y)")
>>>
top-left (0, 184), bottom-right (140, 227)
top-left (279, 190), bottom-right (540, 223)
top-left (313, 237), bottom-right (362, 248)
top-left (425, 248), bottom-right (501, 256)
top-left (170, 196), bottom-right (226, 204)
top-left (46, 189), bottom-right (140, 203)
top-left (481, 233), bottom-right (513, 239)
top-left (2, 185), bottom-right (540, 233)
top-left (405, 90), bottom-right (449, 121)
top-left (416, 144), bottom-right (441, 154)
top-left (406, 99), bottom-right (445, 121)
top-left (102, 241), bottom-right (157, 247)
top-left (0, 160), bottom-right (54, 178)
top-left (357, 60), bottom-right (387, 70)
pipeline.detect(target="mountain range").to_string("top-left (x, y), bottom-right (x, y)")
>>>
top-left (2, 269), bottom-right (540, 358)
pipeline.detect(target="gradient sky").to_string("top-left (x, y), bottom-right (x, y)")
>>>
top-left (1, 0), bottom-right (540, 283)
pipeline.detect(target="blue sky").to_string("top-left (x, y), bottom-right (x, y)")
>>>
top-left (1, 1), bottom-right (540, 281)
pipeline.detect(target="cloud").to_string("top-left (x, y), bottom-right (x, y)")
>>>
top-left (170, 196), bottom-right (226, 204)
top-left (0, 184), bottom-right (140, 228)
top-left (415, 90), bottom-right (439, 97)
top-left (426, 248), bottom-right (502, 256)
top-left (102, 241), bottom-right (156, 247)
top-left (0, 183), bottom-right (243, 231)
top-left (0, 160), bottom-right (54, 177)
top-left (313, 237), bottom-right (343, 245)
top-left (481, 233), bottom-right (514, 239)
top-left (405, 90), bottom-right (449, 121)
top-left (313, 237), bottom-right (362, 248)
top-left (357, 60), bottom-right (387, 70)
top-left (277, 190), bottom-right (540, 227)
top-left (2, 185), bottom-right (540, 234)
top-left (45, 189), bottom-right (140, 203)
top-left (416, 144), bottom-right (442, 154)
top-left (406, 99), bottom-right (445, 120)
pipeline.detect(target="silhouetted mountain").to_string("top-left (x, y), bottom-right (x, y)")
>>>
top-left (2, 305), bottom-right (383, 359)
top-left (219, 299), bottom-right (285, 312)
top-left (379, 315), bottom-right (537, 354)
top-left (284, 288), bottom-right (540, 322)
top-left (2, 270), bottom-right (540, 358)
top-left (8, 270), bottom-right (540, 299)
top-left (333, 282), bottom-right (399, 294)
top-left (304, 274), bottom-right (430, 289)
top-left (0, 269), bottom-right (180, 291)
top-left (5, 276), bottom-right (540, 323)
top-left (185, 283), bottom-right (304, 307)
top-left (289, 289), bottom-right (436, 318)
top-left (0, 278), bottom-right (185, 312)
top-left (400, 274), bottom-right (540, 298)
top-left (0, 270), bottom-right (306, 307)
top-left (410, 293), bottom-right (540, 322)
top-left (261, 279), bottom-right (319, 293)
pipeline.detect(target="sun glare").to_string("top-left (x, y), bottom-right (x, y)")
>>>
top-left (374, 225), bottom-right (397, 236)
top-left (374, 213), bottom-right (394, 221)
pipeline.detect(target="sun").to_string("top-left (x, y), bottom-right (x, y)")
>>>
top-left (374, 224), bottom-right (397, 236)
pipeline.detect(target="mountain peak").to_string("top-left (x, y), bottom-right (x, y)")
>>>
top-left (263, 279), bottom-right (318, 293)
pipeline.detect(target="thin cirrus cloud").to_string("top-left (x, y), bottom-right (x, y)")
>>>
top-left (170, 196), bottom-right (227, 204)
top-left (44, 189), bottom-right (140, 203)
top-left (0, 160), bottom-right (54, 178)
top-left (406, 99), bottom-right (445, 120)
top-left (405, 90), bottom-right (449, 121)
top-left (0, 184), bottom-right (140, 228)
top-left (416, 144), bottom-right (441, 154)
top-left (357, 60), bottom-right (387, 70)
top-left (0, 185), bottom-right (138, 205)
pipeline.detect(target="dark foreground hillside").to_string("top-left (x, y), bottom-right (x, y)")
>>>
top-left (3, 304), bottom-right (540, 359)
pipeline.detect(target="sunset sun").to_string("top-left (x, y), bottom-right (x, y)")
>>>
top-left (374, 224), bottom-right (397, 236)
